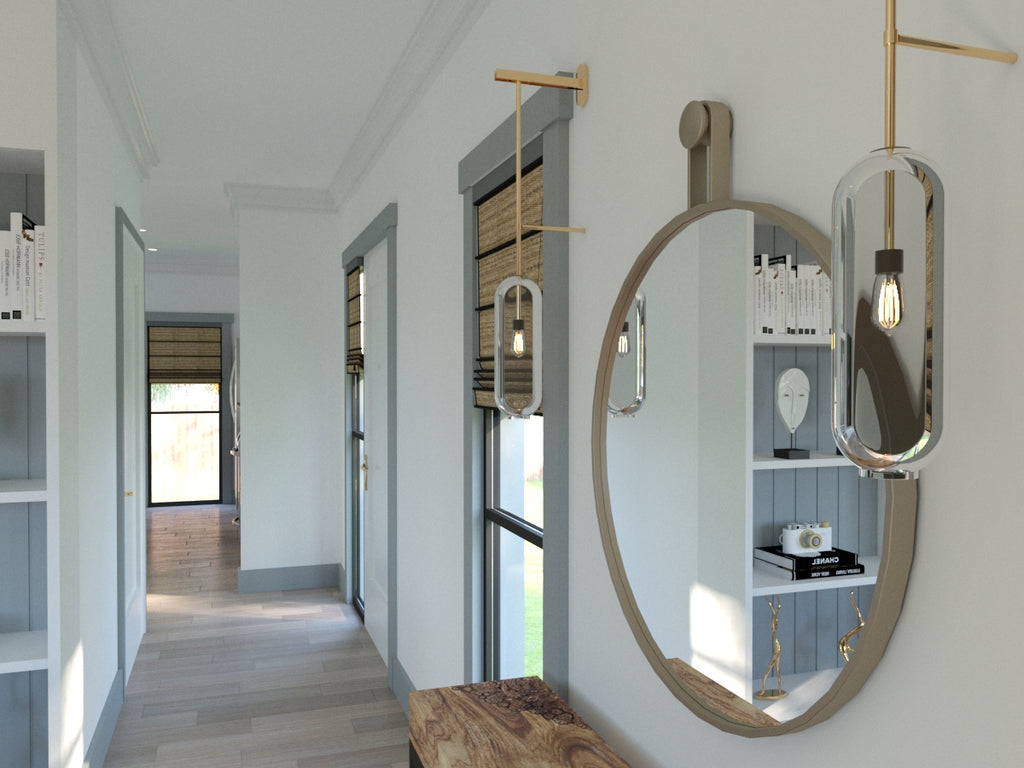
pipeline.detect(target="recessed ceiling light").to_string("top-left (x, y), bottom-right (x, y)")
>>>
top-left (147, 247), bottom-right (158, 252)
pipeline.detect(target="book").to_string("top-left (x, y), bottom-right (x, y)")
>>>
top-left (768, 255), bottom-right (786, 337)
top-left (753, 254), bottom-right (767, 336)
top-left (34, 226), bottom-right (45, 321)
top-left (0, 229), bottom-right (12, 320)
top-left (11, 213), bottom-right (35, 321)
top-left (754, 545), bottom-right (859, 572)
top-left (756, 560), bottom-right (866, 581)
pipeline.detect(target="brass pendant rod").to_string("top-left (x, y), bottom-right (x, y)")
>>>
top-left (897, 34), bottom-right (1018, 64)
top-left (883, 0), bottom-right (1016, 250)
top-left (515, 79), bottom-right (522, 321)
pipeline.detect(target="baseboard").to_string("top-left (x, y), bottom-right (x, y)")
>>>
top-left (83, 670), bottom-right (124, 768)
top-left (237, 563), bottom-right (340, 593)
top-left (391, 655), bottom-right (414, 717)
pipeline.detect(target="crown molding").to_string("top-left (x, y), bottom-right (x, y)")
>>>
top-left (59, 0), bottom-right (159, 178)
top-left (329, 0), bottom-right (493, 206)
top-left (223, 182), bottom-right (338, 215)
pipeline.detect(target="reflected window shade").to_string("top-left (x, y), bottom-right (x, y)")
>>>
top-left (148, 326), bottom-right (222, 384)
top-left (474, 162), bottom-right (543, 413)
top-left (347, 266), bottom-right (364, 373)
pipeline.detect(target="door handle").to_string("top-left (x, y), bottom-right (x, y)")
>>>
top-left (124, 490), bottom-right (136, 497)
top-left (361, 455), bottom-right (369, 491)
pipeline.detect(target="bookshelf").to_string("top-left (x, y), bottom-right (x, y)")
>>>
top-left (745, 219), bottom-right (881, 711)
top-left (0, 146), bottom-right (55, 768)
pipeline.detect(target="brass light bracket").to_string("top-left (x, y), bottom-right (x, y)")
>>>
top-left (678, 100), bottom-right (733, 207)
top-left (882, 0), bottom-right (1016, 248)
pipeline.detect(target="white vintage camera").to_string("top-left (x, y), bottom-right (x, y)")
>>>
top-left (780, 522), bottom-right (832, 555)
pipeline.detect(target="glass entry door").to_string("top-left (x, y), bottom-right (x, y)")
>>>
top-left (149, 382), bottom-right (221, 504)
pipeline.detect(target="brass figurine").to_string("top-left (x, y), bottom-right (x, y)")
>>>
top-left (755, 595), bottom-right (787, 700)
top-left (839, 590), bottom-right (866, 663)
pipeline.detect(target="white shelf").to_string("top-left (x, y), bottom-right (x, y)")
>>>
top-left (0, 477), bottom-right (46, 503)
top-left (0, 630), bottom-right (47, 674)
top-left (753, 334), bottom-right (829, 347)
top-left (752, 555), bottom-right (879, 596)
top-left (752, 451), bottom-right (850, 470)
top-left (751, 667), bottom-right (842, 721)
top-left (0, 320), bottom-right (45, 336)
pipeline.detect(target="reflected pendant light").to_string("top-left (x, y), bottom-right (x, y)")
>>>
top-left (493, 66), bottom-right (588, 418)
top-left (608, 291), bottom-right (645, 418)
top-left (831, 0), bottom-right (1015, 478)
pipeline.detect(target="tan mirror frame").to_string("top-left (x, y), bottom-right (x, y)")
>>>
top-left (591, 197), bottom-right (918, 736)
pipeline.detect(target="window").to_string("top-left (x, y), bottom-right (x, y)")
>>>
top-left (484, 412), bottom-right (544, 678)
top-left (149, 382), bottom-right (221, 503)
top-left (461, 81), bottom-right (573, 691)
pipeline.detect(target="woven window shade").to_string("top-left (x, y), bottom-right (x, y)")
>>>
top-left (347, 266), bottom-right (364, 373)
top-left (148, 326), bottom-right (222, 384)
top-left (474, 162), bottom-right (543, 413)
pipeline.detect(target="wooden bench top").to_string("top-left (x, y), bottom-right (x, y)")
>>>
top-left (409, 676), bottom-right (632, 767)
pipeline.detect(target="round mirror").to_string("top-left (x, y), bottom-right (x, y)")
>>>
top-left (592, 200), bottom-right (918, 736)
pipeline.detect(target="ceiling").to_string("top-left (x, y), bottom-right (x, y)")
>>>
top-left (89, 0), bottom-right (486, 273)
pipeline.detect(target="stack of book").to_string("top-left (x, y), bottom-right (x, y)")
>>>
top-left (752, 254), bottom-right (831, 340)
top-left (753, 546), bottom-right (864, 581)
top-left (0, 212), bottom-right (45, 322)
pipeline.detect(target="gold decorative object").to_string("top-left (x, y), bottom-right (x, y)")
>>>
top-left (755, 595), bottom-right (787, 701)
top-left (839, 590), bottom-right (866, 663)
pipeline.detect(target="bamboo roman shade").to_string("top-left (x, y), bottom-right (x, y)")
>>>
top-left (474, 162), bottom-right (543, 413)
top-left (347, 266), bottom-right (364, 373)
top-left (148, 326), bottom-right (222, 384)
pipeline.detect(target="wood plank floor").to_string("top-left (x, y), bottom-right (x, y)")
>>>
top-left (104, 505), bottom-right (408, 768)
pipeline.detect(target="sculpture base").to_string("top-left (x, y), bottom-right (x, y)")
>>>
top-left (773, 448), bottom-right (810, 459)
top-left (755, 688), bottom-right (787, 701)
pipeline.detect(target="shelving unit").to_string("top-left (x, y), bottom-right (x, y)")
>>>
top-left (0, 146), bottom-right (55, 768)
top-left (742, 219), bottom-right (881, 713)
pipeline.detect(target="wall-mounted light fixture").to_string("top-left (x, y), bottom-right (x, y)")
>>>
top-left (831, 0), bottom-right (1015, 478)
top-left (608, 291), bottom-right (645, 417)
top-left (492, 66), bottom-right (588, 418)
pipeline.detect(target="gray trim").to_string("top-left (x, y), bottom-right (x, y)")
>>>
top-left (237, 563), bottom-right (341, 594)
top-left (342, 203), bottom-right (399, 691)
top-left (459, 82), bottom-right (574, 696)
top-left (144, 312), bottom-right (236, 506)
top-left (391, 655), bottom-right (415, 718)
top-left (82, 669), bottom-right (124, 768)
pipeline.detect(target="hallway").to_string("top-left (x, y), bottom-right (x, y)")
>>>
top-left (103, 505), bottom-right (408, 768)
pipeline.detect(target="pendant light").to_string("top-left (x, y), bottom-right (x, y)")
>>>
top-left (831, 0), bottom-right (1015, 478)
top-left (493, 66), bottom-right (587, 418)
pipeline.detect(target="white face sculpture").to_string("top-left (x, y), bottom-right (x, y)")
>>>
top-left (776, 367), bottom-right (810, 435)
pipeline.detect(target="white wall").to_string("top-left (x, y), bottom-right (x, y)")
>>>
top-left (335, 0), bottom-right (1024, 765)
top-left (237, 207), bottom-right (345, 573)
top-left (145, 268), bottom-right (239, 322)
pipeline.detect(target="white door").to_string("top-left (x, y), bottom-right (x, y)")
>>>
top-left (362, 239), bottom-right (389, 664)
top-left (118, 213), bottom-right (147, 681)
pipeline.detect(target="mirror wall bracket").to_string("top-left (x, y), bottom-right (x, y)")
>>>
top-left (492, 65), bottom-right (587, 418)
top-left (678, 100), bottom-right (733, 207)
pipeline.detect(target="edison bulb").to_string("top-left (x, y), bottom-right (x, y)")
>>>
top-left (617, 322), bottom-right (630, 357)
top-left (871, 248), bottom-right (904, 334)
top-left (511, 319), bottom-right (525, 358)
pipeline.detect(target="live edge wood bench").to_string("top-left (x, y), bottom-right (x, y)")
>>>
top-left (409, 676), bottom-right (632, 767)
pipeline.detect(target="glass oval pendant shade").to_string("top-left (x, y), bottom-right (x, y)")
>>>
top-left (831, 147), bottom-right (944, 478)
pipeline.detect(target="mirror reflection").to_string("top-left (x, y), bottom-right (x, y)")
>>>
top-left (606, 209), bottom-right (884, 723)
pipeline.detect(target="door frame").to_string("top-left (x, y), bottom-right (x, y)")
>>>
top-left (144, 313), bottom-right (236, 507)
top-left (342, 204), bottom-right (401, 696)
top-left (115, 206), bottom-right (148, 688)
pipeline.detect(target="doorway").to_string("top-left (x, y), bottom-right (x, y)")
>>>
top-left (342, 204), bottom-right (398, 691)
top-left (145, 315), bottom-right (236, 507)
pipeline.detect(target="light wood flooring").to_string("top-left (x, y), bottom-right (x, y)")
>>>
top-left (103, 505), bottom-right (408, 768)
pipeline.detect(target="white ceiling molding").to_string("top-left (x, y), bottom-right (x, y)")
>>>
top-left (223, 182), bottom-right (338, 215)
top-left (59, 0), bottom-right (159, 178)
top-left (329, 0), bottom-right (493, 206)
